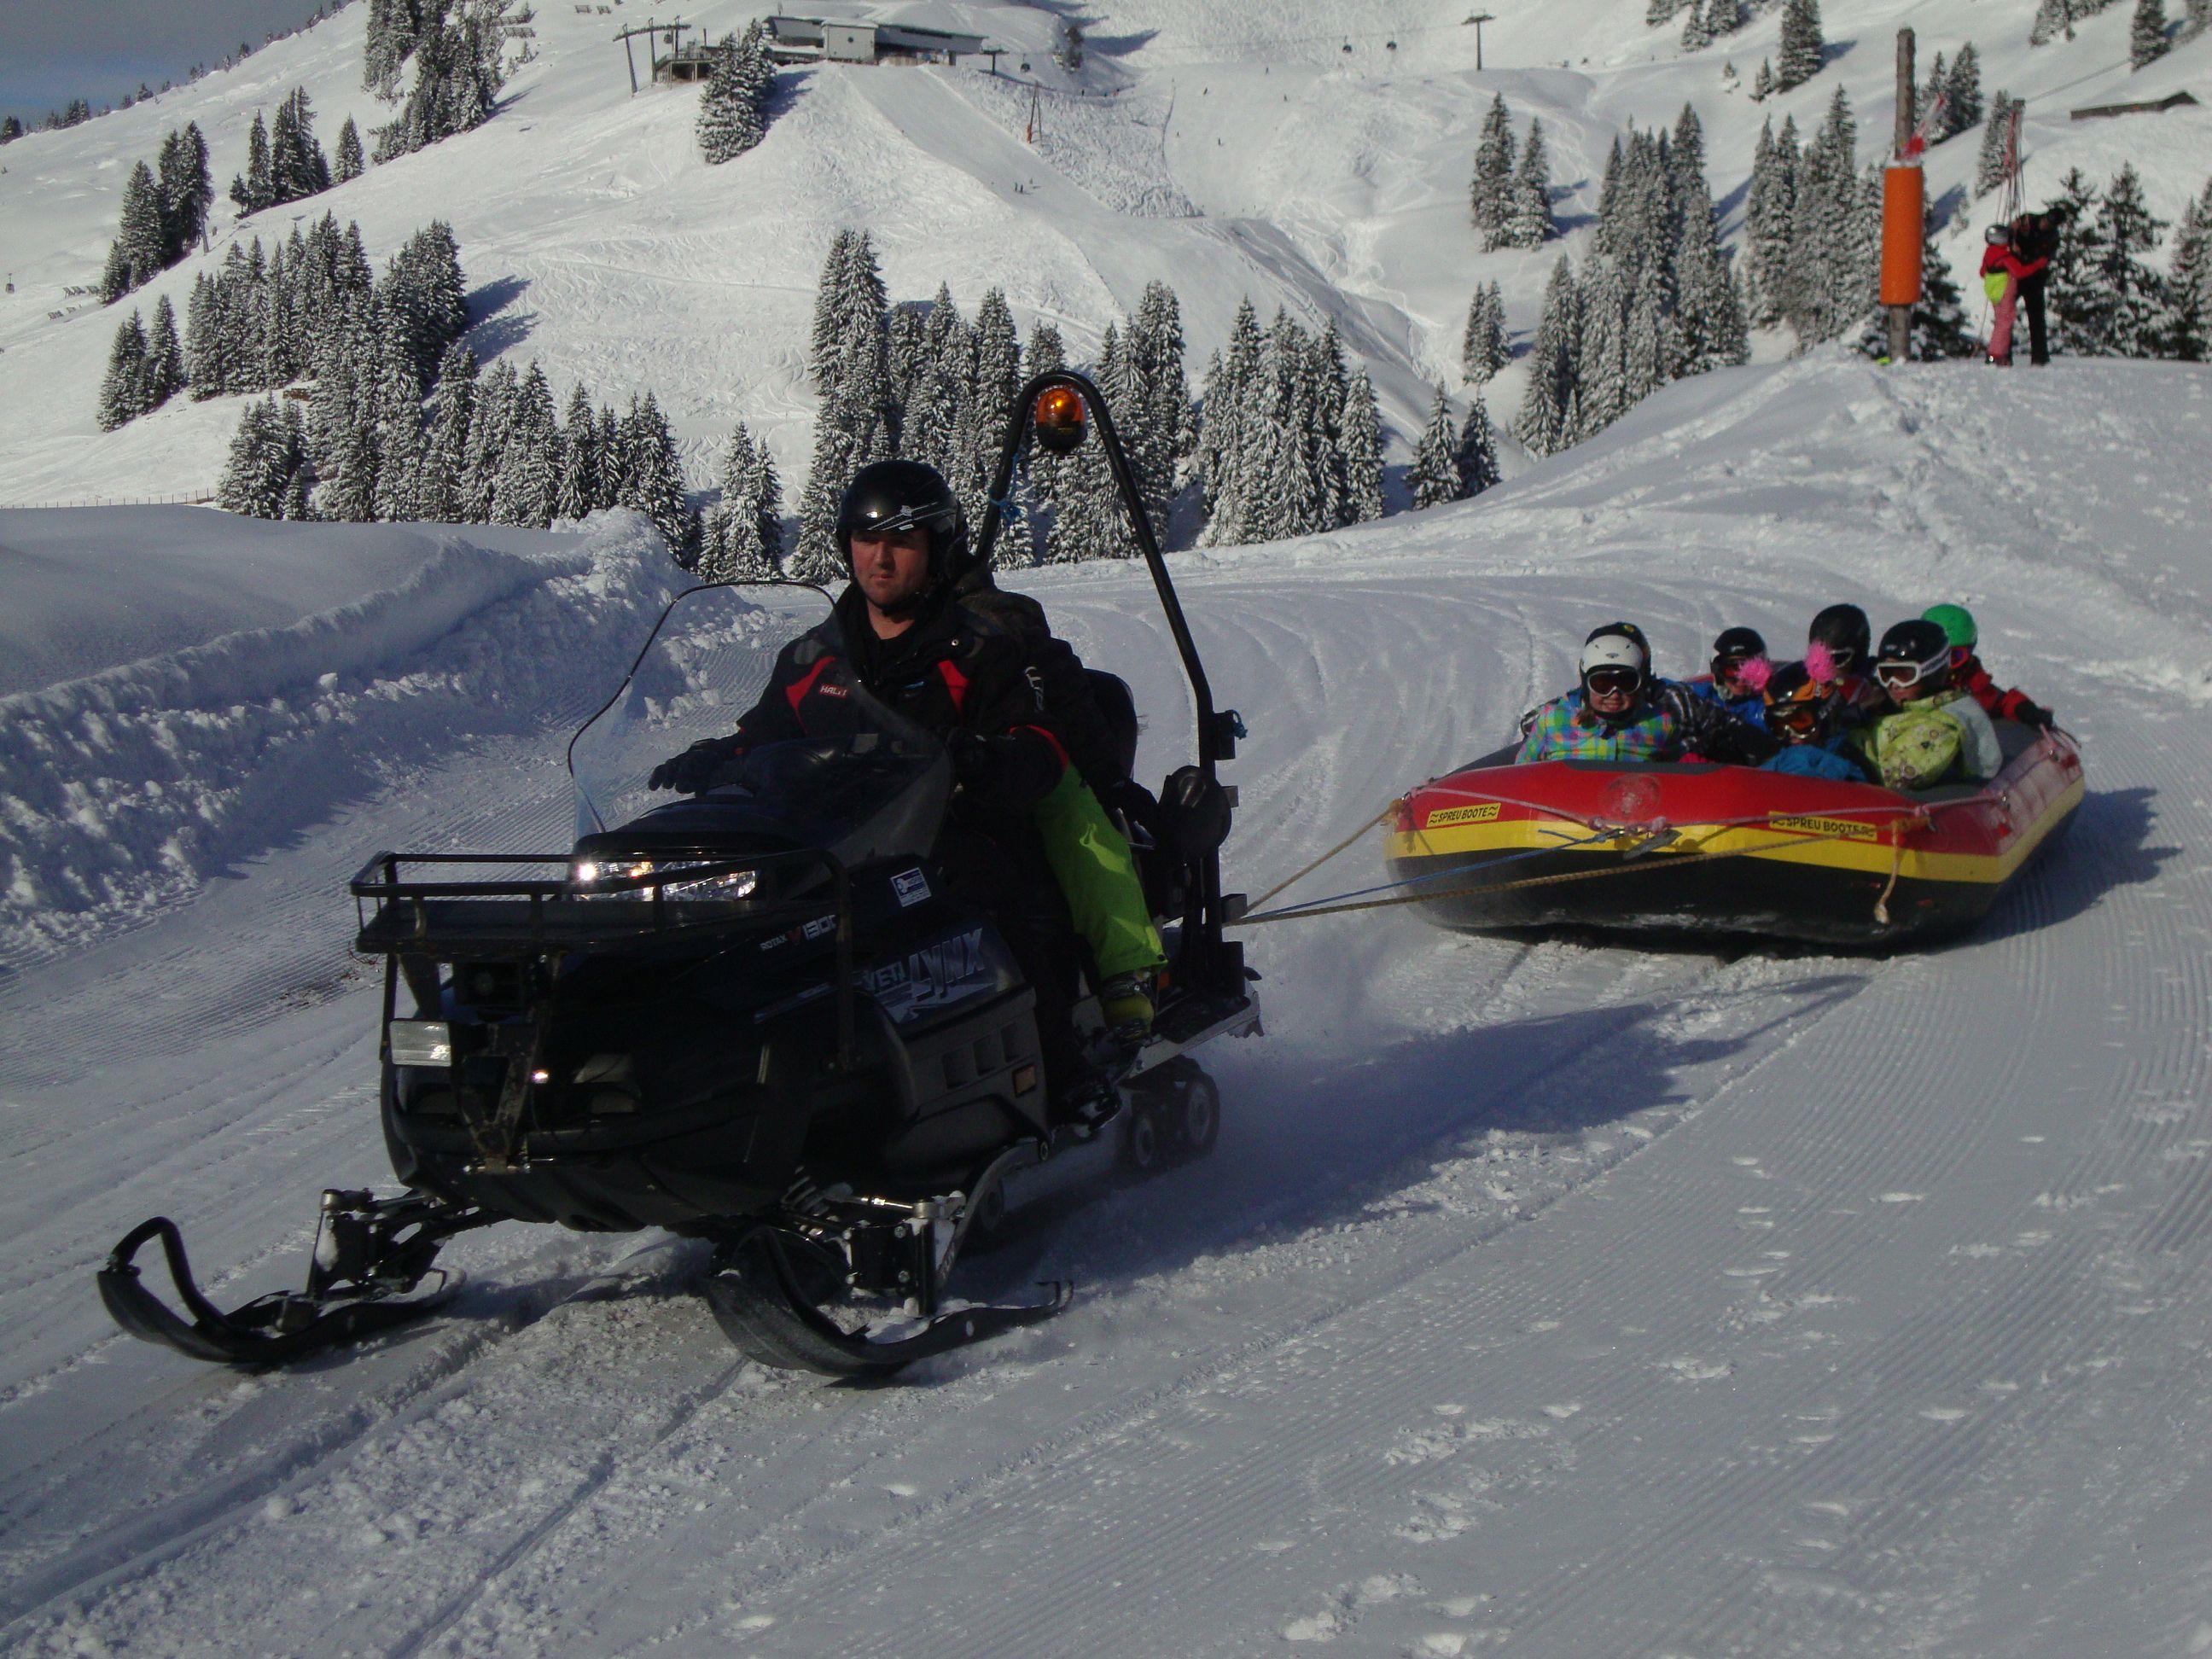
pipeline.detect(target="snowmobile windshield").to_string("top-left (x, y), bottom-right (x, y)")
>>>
top-left (567, 582), bottom-right (951, 867)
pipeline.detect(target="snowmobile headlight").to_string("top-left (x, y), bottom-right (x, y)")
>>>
top-left (388, 1020), bottom-right (453, 1068)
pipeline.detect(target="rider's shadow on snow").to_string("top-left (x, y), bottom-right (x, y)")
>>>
top-left (959, 973), bottom-right (1868, 1316)
top-left (1970, 783), bottom-right (2168, 946)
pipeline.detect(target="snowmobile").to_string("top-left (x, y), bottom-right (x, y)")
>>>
top-left (97, 373), bottom-right (1261, 1375)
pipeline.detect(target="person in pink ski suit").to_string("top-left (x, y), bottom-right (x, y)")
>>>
top-left (1981, 226), bottom-right (2049, 368)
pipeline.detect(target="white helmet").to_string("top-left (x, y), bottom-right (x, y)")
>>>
top-left (1579, 622), bottom-right (1650, 688)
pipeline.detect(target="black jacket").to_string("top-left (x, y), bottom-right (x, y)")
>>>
top-left (723, 584), bottom-right (1068, 816)
top-left (953, 567), bottom-right (1132, 789)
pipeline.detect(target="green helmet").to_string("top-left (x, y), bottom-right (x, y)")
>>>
top-left (1922, 603), bottom-right (1977, 651)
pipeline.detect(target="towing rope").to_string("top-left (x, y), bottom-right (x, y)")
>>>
top-left (1229, 824), bottom-right (1877, 928)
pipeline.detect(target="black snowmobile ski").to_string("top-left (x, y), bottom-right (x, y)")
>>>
top-left (96, 370), bottom-right (1260, 1377)
top-left (97, 1191), bottom-right (490, 1366)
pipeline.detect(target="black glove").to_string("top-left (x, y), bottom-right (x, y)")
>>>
top-left (2015, 702), bottom-right (2054, 730)
top-left (649, 737), bottom-right (740, 793)
top-left (946, 731), bottom-right (995, 791)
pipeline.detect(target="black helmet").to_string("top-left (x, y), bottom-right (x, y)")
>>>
top-left (1808, 603), bottom-right (1871, 675)
top-left (1711, 625), bottom-right (1767, 681)
top-left (1873, 618), bottom-right (1953, 696)
top-left (835, 459), bottom-right (969, 583)
top-left (1762, 660), bottom-right (1833, 742)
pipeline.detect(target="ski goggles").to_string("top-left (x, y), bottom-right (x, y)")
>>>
top-left (1767, 700), bottom-right (1823, 736)
top-left (1583, 666), bottom-right (1642, 697)
top-left (1875, 654), bottom-right (1947, 691)
top-left (1711, 652), bottom-right (1757, 686)
top-left (1824, 646), bottom-right (1859, 672)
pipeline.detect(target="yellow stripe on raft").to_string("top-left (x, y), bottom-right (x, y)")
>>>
top-left (1386, 776), bottom-right (2084, 887)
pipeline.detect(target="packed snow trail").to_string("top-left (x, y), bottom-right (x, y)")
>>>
top-left (4, 358), bottom-right (2212, 1654)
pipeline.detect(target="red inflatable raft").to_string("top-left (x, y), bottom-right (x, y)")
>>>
top-left (1386, 723), bottom-right (2083, 946)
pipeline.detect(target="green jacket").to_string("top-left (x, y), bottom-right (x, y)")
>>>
top-left (1849, 699), bottom-right (1969, 790)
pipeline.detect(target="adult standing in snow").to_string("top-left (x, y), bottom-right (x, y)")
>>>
top-left (2011, 210), bottom-right (2060, 366)
top-left (1518, 623), bottom-right (1775, 765)
top-left (1980, 224), bottom-right (2048, 367)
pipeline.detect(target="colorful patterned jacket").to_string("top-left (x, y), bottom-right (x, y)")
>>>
top-left (1517, 683), bottom-right (1776, 766)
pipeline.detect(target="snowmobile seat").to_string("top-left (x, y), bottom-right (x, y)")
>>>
top-left (1086, 669), bottom-right (1140, 784)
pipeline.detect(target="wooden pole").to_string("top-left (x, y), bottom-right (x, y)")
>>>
top-left (1887, 27), bottom-right (1915, 364)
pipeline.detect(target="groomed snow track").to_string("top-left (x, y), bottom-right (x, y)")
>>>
top-left (3, 358), bottom-right (2212, 1654)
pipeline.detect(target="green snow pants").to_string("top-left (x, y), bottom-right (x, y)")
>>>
top-left (1033, 769), bottom-right (1167, 982)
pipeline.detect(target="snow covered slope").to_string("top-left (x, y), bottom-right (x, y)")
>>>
top-left (3, 352), bottom-right (2211, 1652)
top-left (2, 0), bottom-right (2209, 509)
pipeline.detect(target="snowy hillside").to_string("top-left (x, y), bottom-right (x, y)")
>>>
top-left (2, 0), bottom-right (2209, 511)
top-left (4, 352), bottom-right (2212, 1651)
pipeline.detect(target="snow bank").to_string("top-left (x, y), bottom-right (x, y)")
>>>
top-left (0, 509), bottom-right (684, 964)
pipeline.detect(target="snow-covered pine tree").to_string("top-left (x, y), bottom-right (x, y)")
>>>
top-left (1456, 392), bottom-right (1501, 499)
top-left (97, 311), bottom-right (148, 430)
top-left (617, 392), bottom-right (696, 559)
top-left (1408, 387), bottom-right (1464, 510)
top-left (2044, 168), bottom-right (2103, 354)
top-left (2132, 0), bottom-right (2171, 67)
top-left (461, 358), bottom-right (516, 521)
top-left (1921, 52), bottom-right (1947, 135)
top-left (1472, 95), bottom-right (1516, 247)
top-left (231, 112), bottom-right (274, 213)
top-left (810, 230), bottom-right (856, 393)
top-left (491, 361), bottom-right (559, 527)
top-left (324, 416), bottom-right (381, 523)
top-left (972, 287), bottom-right (1023, 439)
top-left (1974, 95), bottom-right (2017, 197)
top-left (1751, 59), bottom-right (1774, 100)
top-left (372, 318), bottom-right (428, 521)
top-left (1703, 0), bottom-right (1743, 41)
top-left (157, 125), bottom-right (213, 259)
top-left (1646, 0), bottom-right (1687, 23)
top-left (1575, 261), bottom-right (1629, 439)
top-left (1944, 45), bottom-right (1983, 135)
top-left (736, 20), bottom-right (777, 131)
top-left (1196, 300), bottom-right (1262, 539)
top-left (1680, 0), bottom-right (1714, 52)
top-left (183, 273), bottom-right (226, 398)
top-left (1781, 90), bottom-right (1861, 347)
top-left (218, 399), bottom-right (287, 516)
top-left (416, 343), bottom-right (477, 520)
top-left (697, 35), bottom-right (765, 163)
top-left (276, 405), bottom-right (317, 520)
top-left (142, 295), bottom-right (184, 410)
top-left (1776, 0), bottom-right (1825, 90)
top-left (1745, 118), bottom-right (1793, 326)
top-left (1462, 281), bottom-right (1509, 383)
top-left (1338, 368), bottom-right (1386, 525)
top-left (593, 404), bottom-right (623, 509)
top-left (1625, 277), bottom-right (1667, 401)
top-left (556, 382), bottom-right (597, 519)
top-left (375, 4), bottom-right (504, 161)
top-left (2085, 164), bottom-right (2172, 353)
top-left (101, 162), bottom-right (167, 301)
top-left (335, 117), bottom-right (365, 183)
top-left (364, 0), bottom-right (423, 98)
top-left (1514, 255), bottom-right (1581, 457)
top-left (269, 89), bottom-right (331, 205)
top-left (1311, 317), bottom-right (1352, 527)
top-left (1120, 280), bottom-right (1190, 533)
top-left (1504, 119), bottom-right (1556, 248)
top-left (2168, 179), bottom-right (2212, 359)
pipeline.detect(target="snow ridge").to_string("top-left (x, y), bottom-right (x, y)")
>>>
top-left (0, 509), bottom-right (681, 963)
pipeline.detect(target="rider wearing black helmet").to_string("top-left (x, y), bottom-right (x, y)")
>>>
top-left (1807, 602), bottom-right (1883, 717)
top-left (650, 459), bottom-right (1146, 1126)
